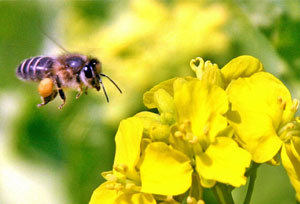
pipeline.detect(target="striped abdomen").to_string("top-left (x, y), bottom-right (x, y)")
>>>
top-left (16, 56), bottom-right (55, 81)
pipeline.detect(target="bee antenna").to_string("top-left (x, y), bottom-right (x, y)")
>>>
top-left (40, 29), bottom-right (70, 53)
top-left (99, 77), bottom-right (109, 103)
top-left (100, 73), bottom-right (122, 94)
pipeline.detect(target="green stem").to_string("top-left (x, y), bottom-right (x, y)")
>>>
top-left (245, 162), bottom-right (260, 177)
top-left (212, 183), bottom-right (235, 204)
top-left (244, 163), bottom-right (259, 204)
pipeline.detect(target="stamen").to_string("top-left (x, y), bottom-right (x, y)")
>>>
top-left (277, 96), bottom-right (287, 110)
top-left (106, 173), bottom-right (117, 182)
top-left (185, 132), bottom-right (194, 141)
top-left (189, 136), bottom-right (199, 144)
top-left (125, 183), bottom-right (135, 190)
top-left (291, 99), bottom-right (299, 112)
top-left (187, 196), bottom-right (197, 204)
top-left (203, 125), bottom-right (209, 135)
top-left (174, 130), bottom-right (183, 138)
top-left (114, 183), bottom-right (123, 191)
top-left (179, 123), bottom-right (187, 132)
top-left (166, 196), bottom-right (174, 202)
top-left (113, 164), bottom-right (128, 173)
top-left (281, 101), bottom-right (287, 110)
top-left (105, 183), bottom-right (115, 190)
top-left (279, 121), bottom-right (300, 142)
top-left (197, 200), bottom-right (205, 204)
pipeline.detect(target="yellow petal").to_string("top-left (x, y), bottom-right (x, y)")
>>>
top-left (195, 137), bottom-right (251, 187)
top-left (143, 78), bottom-right (179, 109)
top-left (140, 142), bottom-right (193, 195)
top-left (135, 111), bottom-right (161, 136)
top-left (89, 181), bottom-right (120, 204)
top-left (153, 89), bottom-right (177, 124)
top-left (135, 111), bottom-right (170, 142)
top-left (281, 140), bottom-right (300, 201)
top-left (143, 77), bottom-right (195, 109)
top-left (221, 55), bottom-right (263, 87)
top-left (113, 117), bottom-right (143, 180)
top-left (174, 80), bottom-right (228, 146)
top-left (226, 72), bottom-right (289, 163)
top-left (116, 192), bottom-right (157, 204)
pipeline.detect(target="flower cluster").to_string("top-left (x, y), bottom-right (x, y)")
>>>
top-left (89, 56), bottom-right (300, 204)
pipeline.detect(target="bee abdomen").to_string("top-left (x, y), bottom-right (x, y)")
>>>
top-left (16, 56), bottom-right (55, 81)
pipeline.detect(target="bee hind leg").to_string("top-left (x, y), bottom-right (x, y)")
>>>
top-left (55, 76), bottom-right (66, 109)
top-left (37, 90), bottom-right (58, 107)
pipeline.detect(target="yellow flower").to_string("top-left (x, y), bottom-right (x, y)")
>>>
top-left (142, 78), bottom-right (251, 191)
top-left (226, 71), bottom-right (300, 200)
top-left (90, 55), bottom-right (300, 203)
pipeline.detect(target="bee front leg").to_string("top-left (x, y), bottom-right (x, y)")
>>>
top-left (76, 86), bottom-right (88, 99)
top-left (55, 76), bottom-right (66, 109)
top-left (75, 74), bottom-right (83, 99)
top-left (76, 86), bottom-right (82, 99)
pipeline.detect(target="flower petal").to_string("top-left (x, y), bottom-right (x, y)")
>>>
top-left (221, 55), bottom-right (263, 87)
top-left (140, 142), bottom-right (193, 195)
top-left (195, 137), bottom-right (251, 187)
top-left (135, 111), bottom-right (161, 136)
top-left (89, 181), bottom-right (157, 204)
top-left (143, 78), bottom-right (179, 109)
top-left (113, 117), bottom-right (143, 180)
top-left (281, 139), bottom-right (300, 201)
top-left (143, 77), bottom-right (195, 109)
top-left (116, 192), bottom-right (157, 204)
top-left (226, 72), bottom-right (289, 163)
top-left (135, 111), bottom-right (170, 142)
top-left (89, 182), bottom-right (120, 204)
top-left (174, 79), bottom-right (228, 146)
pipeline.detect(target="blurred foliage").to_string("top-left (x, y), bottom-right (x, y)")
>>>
top-left (60, 0), bottom-right (229, 123)
top-left (0, 0), bottom-right (300, 204)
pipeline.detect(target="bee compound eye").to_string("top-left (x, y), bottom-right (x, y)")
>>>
top-left (84, 66), bottom-right (93, 78)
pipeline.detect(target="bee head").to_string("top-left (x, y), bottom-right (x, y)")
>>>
top-left (80, 58), bottom-right (101, 91)
top-left (80, 58), bottom-right (122, 103)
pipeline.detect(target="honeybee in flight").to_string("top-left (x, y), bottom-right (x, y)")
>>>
top-left (16, 53), bottom-right (122, 109)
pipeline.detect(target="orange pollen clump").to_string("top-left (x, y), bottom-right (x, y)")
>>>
top-left (38, 78), bottom-right (54, 97)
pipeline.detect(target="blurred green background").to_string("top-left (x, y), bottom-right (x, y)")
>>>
top-left (0, 0), bottom-right (299, 204)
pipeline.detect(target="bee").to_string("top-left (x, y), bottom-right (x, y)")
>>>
top-left (16, 54), bottom-right (122, 109)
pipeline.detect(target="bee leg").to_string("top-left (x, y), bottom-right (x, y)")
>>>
top-left (55, 76), bottom-right (66, 109)
top-left (75, 74), bottom-right (83, 99)
top-left (37, 90), bottom-right (58, 107)
top-left (76, 86), bottom-right (83, 99)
